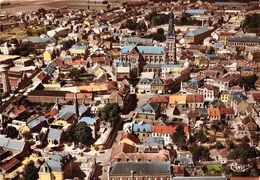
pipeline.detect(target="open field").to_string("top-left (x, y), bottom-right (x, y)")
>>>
top-left (0, 0), bottom-right (133, 14)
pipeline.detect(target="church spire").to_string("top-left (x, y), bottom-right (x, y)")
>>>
top-left (167, 11), bottom-right (175, 38)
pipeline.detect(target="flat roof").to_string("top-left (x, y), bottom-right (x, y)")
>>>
top-left (0, 55), bottom-right (20, 62)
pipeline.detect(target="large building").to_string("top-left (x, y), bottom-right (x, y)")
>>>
top-left (119, 12), bottom-right (177, 77)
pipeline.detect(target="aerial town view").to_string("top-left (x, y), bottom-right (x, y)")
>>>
top-left (0, 0), bottom-right (260, 179)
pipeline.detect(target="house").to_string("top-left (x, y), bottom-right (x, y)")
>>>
top-left (220, 91), bottom-right (230, 104)
top-left (20, 116), bottom-right (48, 134)
top-left (151, 77), bottom-right (164, 94)
top-left (47, 128), bottom-right (63, 146)
top-left (208, 108), bottom-right (221, 121)
top-left (69, 45), bottom-right (88, 56)
top-left (186, 94), bottom-right (204, 109)
top-left (112, 61), bottom-right (130, 80)
top-left (175, 151), bottom-right (194, 167)
top-left (227, 36), bottom-right (259, 49)
top-left (185, 27), bottom-right (212, 44)
top-left (132, 123), bottom-right (152, 142)
top-left (152, 126), bottom-right (176, 145)
top-left (110, 143), bottom-right (136, 163)
top-left (120, 133), bottom-right (141, 146)
top-left (109, 162), bottom-right (172, 180)
top-left (137, 78), bottom-right (152, 94)
top-left (136, 103), bottom-right (160, 121)
top-left (198, 84), bottom-right (219, 102)
top-left (39, 153), bottom-right (74, 180)
top-left (43, 50), bottom-right (54, 62)
top-left (169, 94), bottom-right (186, 108)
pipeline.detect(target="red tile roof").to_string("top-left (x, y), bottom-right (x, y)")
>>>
top-left (65, 93), bottom-right (93, 99)
top-left (72, 60), bottom-right (87, 65)
top-left (149, 95), bottom-right (169, 104)
top-left (186, 94), bottom-right (204, 103)
top-left (208, 108), bottom-right (221, 117)
top-left (0, 158), bottom-right (20, 172)
top-left (13, 105), bottom-right (27, 116)
top-left (152, 125), bottom-right (189, 134)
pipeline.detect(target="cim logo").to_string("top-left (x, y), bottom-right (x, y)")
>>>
top-left (229, 162), bottom-right (249, 173)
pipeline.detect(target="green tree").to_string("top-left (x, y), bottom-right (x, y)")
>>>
top-left (171, 125), bottom-right (187, 149)
top-left (190, 144), bottom-right (211, 162)
top-left (68, 67), bottom-right (87, 81)
top-left (5, 126), bottom-right (19, 139)
top-left (98, 103), bottom-right (121, 126)
top-left (64, 122), bottom-right (93, 145)
top-left (62, 39), bottom-right (74, 50)
top-left (229, 142), bottom-right (260, 164)
top-left (23, 161), bottom-right (39, 180)
top-left (18, 42), bottom-right (35, 56)
top-left (39, 132), bottom-right (47, 148)
top-left (194, 130), bottom-right (208, 143)
top-left (239, 75), bottom-right (258, 91)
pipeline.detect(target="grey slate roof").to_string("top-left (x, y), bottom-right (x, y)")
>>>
top-left (48, 128), bottom-right (63, 141)
top-left (27, 116), bottom-right (46, 129)
top-left (110, 162), bottom-right (171, 175)
top-left (0, 137), bottom-right (25, 152)
top-left (228, 36), bottom-right (259, 43)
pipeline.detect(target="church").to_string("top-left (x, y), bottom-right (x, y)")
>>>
top-left (119, 11), bottom-right (177, 77)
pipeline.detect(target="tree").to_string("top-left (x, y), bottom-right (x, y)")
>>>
top-left (157, 28), bottom-right (164, 35)
top-left (194, 130), bottom-right (208, 143)
top-left (68, 67), bottom-right (87, 81)
top-left (39, 132), bottom-right (47, 148)
top-left (229, 142), bottom-right (260, 164)
top-left (239, 75), bottom-right (258, 91)
top-left (98, 103), bottom-right (121, 126)
top-left (62, 39), bottom-right (74, 50)
top-left (5, 126), bottom-right (19, 139)
top-left (23, 161), bottom-right (39, 180)
top-left (64, 122), bottom-right (93, 146)
top-left (171, 125), bottom-right (187, 149)
top-left (18, 42), bottom-right (35, 56)
top-left (190, 144), bottom-right (211, 162)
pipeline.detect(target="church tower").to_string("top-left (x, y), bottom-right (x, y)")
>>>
top-left (166, 12), bottom-right (177, 63)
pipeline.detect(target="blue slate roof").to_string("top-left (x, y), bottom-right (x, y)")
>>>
top-left (132, 123), bottom-right (152, 132)
top-left (44, 63), bottom-right (56, 75)
top-left (121, 45), bottom-right (165, 55)
top-left (120, 37), bottom-right (153, 44)
top-left (23, 37), bottom-right (55, 44)
top-left (186, 27), bottom-right (211, 37)
top-left (230, 92), bottom-right (247, 102)
top-left (187, 78), bottom-right (199, 86)
top-left (48, 128), bottom-right (63, 140)
top-left (145, 137), bottom-right (164, 148)
top-left (100, 24), bottom-right (108, 30)
top-left (185, 9), bottom-right (206, 15)
top-left (175, 157), bottom-right (194, 165)
top-left (151, 77), bottom-right (163, 85)
top-left (70, 45), bottom-right (87, 50)
top-left (139, 78), bottom-right (152, 84)
top-left (56, 105), bottom-right (89, 119)
top-left (79, 117), bottom-right (97, 125)
top-left (0, 137), bottom-right (25, 152)
top-left (27, 116), bottom-right (46, 129)
top-left (228, 36), bottom-right (259, 43)
top-left (162, 64), bottom-right (183, 68)
top-left (139, 103), bottom-right (160, 114)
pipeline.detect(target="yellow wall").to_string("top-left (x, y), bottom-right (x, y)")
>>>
top-left (136, 113), bottom-right (155, 120)
top-left (39, 172), bottom-right (64, 180)
top-left (120, 138), bottom-right (136, 146)
top-left (220, 94), bottom-right (229, 103)
top-left (69, 49), bottom-right (86, 55)
top-left (43, 51), bottom-right (53, 62)
top-left (19, 125), bottom-right (30, 134)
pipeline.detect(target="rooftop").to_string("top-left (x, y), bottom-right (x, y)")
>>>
top-left (110, 162), bottom-right (171, 175)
